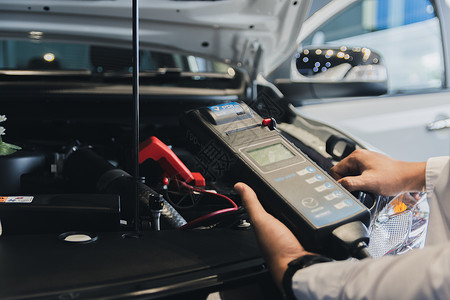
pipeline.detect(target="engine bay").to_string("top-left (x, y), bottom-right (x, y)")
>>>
top-left (0, 98), bottom-right (254, 234)
top-left (0, 92), bottom-right (431, 299)
top-left (0, 93), bottom-right (384, 236)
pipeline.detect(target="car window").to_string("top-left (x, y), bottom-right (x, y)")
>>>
top-left (0, 39), bottom-right (231, 74)
top-left (302, 0), bottom-right (443, 94)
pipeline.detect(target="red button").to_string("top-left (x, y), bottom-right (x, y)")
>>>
top-left (262, 118), bottom-right (272, 126)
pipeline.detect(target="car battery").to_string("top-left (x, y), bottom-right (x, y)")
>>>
top-left (0, 194), bottom-right (120, 235)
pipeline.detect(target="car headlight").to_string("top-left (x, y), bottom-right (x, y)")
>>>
top-left (368, 192), bottom-right (429, 258)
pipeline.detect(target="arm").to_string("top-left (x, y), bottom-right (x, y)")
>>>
top-left (236, 181), bottom-right (450, 300)
top-left (329, 149), bottom-right (426, 196)
top-left (291, 242), bottom-right (450, 300)
top-left (236, 151), bottom-right (450, 299)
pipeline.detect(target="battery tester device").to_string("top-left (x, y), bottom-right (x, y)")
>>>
top-left (183, 101), bottom-right (372, 259)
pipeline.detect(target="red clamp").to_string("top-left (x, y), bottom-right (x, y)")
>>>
top-left (139, 136), bottom-right (205, 187)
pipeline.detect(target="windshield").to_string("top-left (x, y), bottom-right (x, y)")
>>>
top-left (4, 38), bottom-right (240, 75)
top-left (0, 39), bottom-right (232, 73)
top-left (0, 39), bottom-right (243, 94)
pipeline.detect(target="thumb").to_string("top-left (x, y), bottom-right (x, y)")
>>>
top-left (234, 182), bottom-right (267, 219)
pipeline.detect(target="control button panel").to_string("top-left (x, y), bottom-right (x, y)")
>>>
top-left (266, 157), bottom-right (365, 228)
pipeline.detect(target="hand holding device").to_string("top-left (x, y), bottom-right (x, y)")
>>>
top-left (235, 182), bottom-right (314, 289)
top-left (329, 149), bottom-right (426, 196)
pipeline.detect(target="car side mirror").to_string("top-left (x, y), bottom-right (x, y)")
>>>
top-left (275, 46), bottom-right (388, 104)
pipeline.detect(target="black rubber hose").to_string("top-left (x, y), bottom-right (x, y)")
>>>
top-left (64, 148), bottom-right (186, 228)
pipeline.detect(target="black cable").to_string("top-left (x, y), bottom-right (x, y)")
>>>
top-left (353, 242), bottom-right (372, 259)
top-left (331, 221), bottom-right (372, 259)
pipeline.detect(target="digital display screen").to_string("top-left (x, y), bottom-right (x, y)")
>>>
top-left (247, 143), bottom-right (295, 166)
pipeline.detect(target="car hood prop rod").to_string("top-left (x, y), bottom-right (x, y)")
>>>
top-left (131, 0), bottom-right (141, 235)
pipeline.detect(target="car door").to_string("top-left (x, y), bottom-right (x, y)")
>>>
top-left (288, 0), bottom-right (450, 161)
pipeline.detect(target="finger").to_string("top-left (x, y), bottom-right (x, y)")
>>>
top-left (330, 154), bottom-right (362, 180)
top-left (234, 182), bottom-right (267, 219)
top-left (338, 176), bottom-right (370, 193)
top-left (329, 166), bottom-right (344, 180)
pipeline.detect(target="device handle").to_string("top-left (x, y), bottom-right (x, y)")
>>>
top-left (326, 135), bottom-right (356, 161)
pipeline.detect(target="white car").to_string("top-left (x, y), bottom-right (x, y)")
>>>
top-left (287, 0), bottom-right (450, 162)
top-left (0, 0), bottom-right (437, 299)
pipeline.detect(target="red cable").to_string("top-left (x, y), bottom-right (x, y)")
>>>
top-left (176, 181), bottom-right (238, 230)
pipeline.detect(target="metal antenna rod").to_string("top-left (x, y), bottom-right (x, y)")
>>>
top-left (132, 0), bottom-right (140, 234)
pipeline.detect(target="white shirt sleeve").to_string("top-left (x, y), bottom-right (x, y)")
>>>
top-left (425, 156), bottom-right (450, 245)
top-left (291, 156), bottom-right (450, 300)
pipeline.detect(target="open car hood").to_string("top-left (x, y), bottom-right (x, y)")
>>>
top-left (0, 0), bottom-right (312, 76)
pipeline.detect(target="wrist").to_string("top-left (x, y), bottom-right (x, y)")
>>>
top-left (401, 161), bottom-right (426, 192)
top-left (281, 254), bottom-right (333, 299)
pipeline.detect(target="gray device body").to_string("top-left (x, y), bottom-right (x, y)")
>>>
top-left (183, 101), bottom-right (370, 257)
